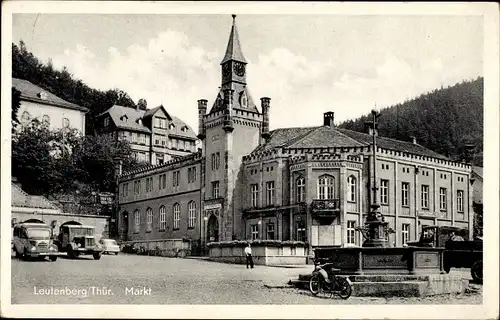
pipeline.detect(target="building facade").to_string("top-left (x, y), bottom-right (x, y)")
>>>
top-left (116, 16), bottom-right (474, 251)
top-left (13, 78), bottom-right (89, 134)
top-left (96, 104), bottom-right (198, 164)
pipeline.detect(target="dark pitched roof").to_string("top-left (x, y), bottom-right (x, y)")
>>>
top-left (98, 105), bottom-right (197, 139)
top-left (12, 78), bottom-right (88, 112)
top-left (143, 105), bottom-right (172, 121)
top-left (221, 15), bottom-right (247, 64)
top-left (251, 126), bottom-right (319, 153)
top-left (286, 126), bottom-right (366, 149)
top-left (337, 128), bottom-right (448, 160)
top-left (472, 166), bottom-right (483, 179)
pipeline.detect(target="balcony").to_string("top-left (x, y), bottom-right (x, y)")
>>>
top-left (311, 199), bottom-right (340, 220)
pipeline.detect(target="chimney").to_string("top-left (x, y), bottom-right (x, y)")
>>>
top-left (323, 111), bottom-right (335, 128)
top-left (364, 122), bottom-right (377, 136)
top-left (197, 99), bottom-right (207, 140)
top-left (223, 89), bottom-right (234, 132)
top-left (261, 97), bottom-right (271, 142)
top-left (411, 136), bottom-right (417, 145)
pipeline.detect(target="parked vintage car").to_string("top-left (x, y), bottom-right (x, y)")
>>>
top-left (99, 238), bottom-right (120, 255)
top-left (53, 222), bottom-right (103, 260)
top-left (12, 220), bottom-right (62, 261)
top-left (407, 225), bottom-right (483, 282)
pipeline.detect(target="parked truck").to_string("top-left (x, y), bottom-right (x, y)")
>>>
top-left (53, 222), bottom-right (103, 260)
top-left (406, 226), bottom-right (482, 282)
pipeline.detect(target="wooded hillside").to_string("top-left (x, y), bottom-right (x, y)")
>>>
top-left (338, 77), bottom-right (483, 166)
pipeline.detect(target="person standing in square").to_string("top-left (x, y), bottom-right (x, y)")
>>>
top-left (245, 243), bottom-right (254, 269)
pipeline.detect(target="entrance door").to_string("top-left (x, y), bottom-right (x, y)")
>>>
top-left (207, 215), bottom-right (219, 243)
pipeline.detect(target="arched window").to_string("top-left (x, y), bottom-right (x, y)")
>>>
top-left (159, 206), bottom-right (166, 231)
top-left (173, 203), bottom-right (180, 230)
top-left (42, 114), bottom-right (50, 126)
top-left (146, 207), bottom-right (153, 231)
top-left (188, 201), bottom-right (196, 228)
top-left (134, 209), bottom-right (140, 233)
top-left (318, 175), bottom-right (335, 200)
top-left (347, 176), bottom-right (357, 202)
top-left (21, 111), bottom-right (31, 123)
top-left (296, 177), bottom-right (306, 203)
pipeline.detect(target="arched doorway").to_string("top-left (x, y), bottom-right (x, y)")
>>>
top-left (207, 215), bottom-right (219, 243)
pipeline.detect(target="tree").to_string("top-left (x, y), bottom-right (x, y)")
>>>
top-left (73, 134), bottom-right (140, 192)
top-left (137, 98), bottom-right (148, 110)
top-left (12, 119), bottom-right (76, 195)
top-left (12, 87), bottom-right (21, 131)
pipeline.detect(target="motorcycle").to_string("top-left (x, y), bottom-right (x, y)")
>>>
top-left (308, 261), bottom-right (352, 299)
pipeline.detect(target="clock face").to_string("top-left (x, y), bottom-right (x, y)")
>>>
top-left (233, 62), bottom-right (246, 77)
top-left (222, 63), bottom-right (231, 78)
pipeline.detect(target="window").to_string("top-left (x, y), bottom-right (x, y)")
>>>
top-left (296, 177), bottom-right (306, 203)
top-left (145, 177), bottom-right (153, 193)
top-left (155, 135), bottom-right (161, 146)
top-left (146, 208), bottom-right (153, 232)
top-left (347, 176), bottom-right (356, 202)
top-left (131, 132), bottom-right (137, 143)
top-left (159, 206), bottom-right (167, 230)
top-left (439, 188), bottom-right (447, 211)
top-left (380, 179), bottom-right (389, 204)
top-left (138, 152), bottom-right (147, 163)
top-left (421, 185), bottom-right (429, 209)
top-left (173, 203), bottom-right (180, 230)
top-left (173, 171), bottom-right (180, 187)
top-left (266, 181), bottom-right (275, 206)
top-left (62, 117), bottom-right (70, 128)
top-left (402, 224), bottom-right (410, 245)
top-left (266, 223), bottom-right (275, 240)
top-left (134, 180), bottom-right (141, 195)
top-left (211, 152), bottom-right (221, 170)
top-left (347, 221), bottom-right (356, 245)
top-left (188, 201), bottom-right (196, 228)
top-left (103, 117), bottom-right (109, 127)
top-left (160, 119), bottom-right (167, 129)
top-left (159, 174), bottom-right (166, 189)
top-left (251, 184), bottom-right (259, 207)
top-left (21, 111), bottom-right (31, 123)
top-left (122, 183), bottom-right (128, 197)
top-left (188, 167), bottom-right (197, 183)
top-left (139, 133), bottom-right (146, 144)
top-left (251, 224), bottom-right (259, 240)
top-left (402, 182), bottom-right (410, 207)
top-left (296, 221), bottom-right (306, 242)
top-left (134, 210), bottom-right (140, 233)
top-left (212, 181), bottom-right (220, 199)
top-left (42, 115), bottom-right (50, 126)
top-left (457, 190), bottom-right (464, 212)
top-left (318, 175), bottom-right (334, 200)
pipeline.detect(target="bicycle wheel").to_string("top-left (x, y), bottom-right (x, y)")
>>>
top-left (309, 273), bottom-right (321, 296)
top-left (336, 277), bottom-right (352, 299)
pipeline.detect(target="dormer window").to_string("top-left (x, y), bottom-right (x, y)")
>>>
top-left (120, 114), bottom-right (128, 121)
top-left (181, 126), bottom-right (188, 132)
top-left (169, 123), bottom-right (176, 130)
top-left (37, 91), bottom-right (48, 100)
top-left (136, 118), bottom-right (142, 125)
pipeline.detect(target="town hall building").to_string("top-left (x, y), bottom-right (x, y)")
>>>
top-left (116, 16), bottom-right (473, 253)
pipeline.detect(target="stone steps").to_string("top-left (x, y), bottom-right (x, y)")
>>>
top-left (290, 274), bottom-right (468, 297)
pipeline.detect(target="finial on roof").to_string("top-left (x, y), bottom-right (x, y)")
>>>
top-left (232, 14), bottom-right (236, 22)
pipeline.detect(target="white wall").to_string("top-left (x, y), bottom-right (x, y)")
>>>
top-left (18, 100), bottom-right (86, 135)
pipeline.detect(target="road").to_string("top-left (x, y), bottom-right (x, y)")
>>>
top-left (11, 253), bottom-right (481, 305)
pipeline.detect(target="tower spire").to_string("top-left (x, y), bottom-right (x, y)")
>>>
top-left (221, 14), bottom-right (247, 64)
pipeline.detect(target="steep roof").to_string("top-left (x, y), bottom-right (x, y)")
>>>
top-left (252, 125), bottom-right (448, 160)
top-left (11, 183), bottom-right (62, 211)
top-left (98, 104), bottom-right (197, 139)
top-left (337, 128), bottom-right (449, 160)
top-left (221, 15), bottom-right (247, 64)
top-left (12, 78), bottom-right (88, 113)
top-left (472, 166), bottom-right (483, 179)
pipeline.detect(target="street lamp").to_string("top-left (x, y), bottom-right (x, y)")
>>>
top-left (203, 216), bottom-right (208, 255)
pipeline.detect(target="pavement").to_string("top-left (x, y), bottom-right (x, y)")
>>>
top-left (10, 252), bottom-right (481, 305)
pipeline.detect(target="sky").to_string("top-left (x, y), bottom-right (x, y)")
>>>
top-left (12, 14), bottom-right (483, 132)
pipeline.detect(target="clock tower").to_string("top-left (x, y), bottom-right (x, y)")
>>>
top-left (199, 15), bottom-right (266, 244)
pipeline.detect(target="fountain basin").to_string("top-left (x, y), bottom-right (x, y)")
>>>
top-left (314, 246), bottom-right (446, 275)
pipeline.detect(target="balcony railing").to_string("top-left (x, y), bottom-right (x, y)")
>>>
top-left (311, 199), bottom-right (340, 219)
